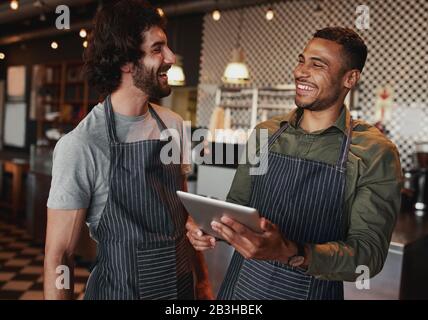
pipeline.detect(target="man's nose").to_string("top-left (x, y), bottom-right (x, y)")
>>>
top-left (164, 46), bottom-right (176, 65)
top-left (294, 63), bottom-right (310, 80)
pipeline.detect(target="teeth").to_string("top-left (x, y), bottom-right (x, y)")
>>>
top-left (297, 84), bottom-right (314, 91)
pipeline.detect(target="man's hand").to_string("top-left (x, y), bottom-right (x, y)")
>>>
top-left (186, 218), bottom-right (216, 251)
top-left (211, 216), bottom-right (297, 263)
top-left (185, 217), bottom-right (215, 300)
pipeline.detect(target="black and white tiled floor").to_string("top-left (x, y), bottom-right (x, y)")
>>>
top-left (0, 218), bottom-right (90, 300)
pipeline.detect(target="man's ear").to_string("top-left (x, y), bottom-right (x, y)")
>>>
top-left (343, 69), bottom-right (361, 89)
top-left (121, 62), bottom-right (133, 73)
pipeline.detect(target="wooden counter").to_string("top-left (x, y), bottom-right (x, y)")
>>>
top-left (0, 150), bottom-right (30, 222)
top-left (392, 209), bottom-right (428, 299)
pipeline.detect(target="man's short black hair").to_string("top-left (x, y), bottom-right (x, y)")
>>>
top-left (313, 27), bottom-right (367, 72)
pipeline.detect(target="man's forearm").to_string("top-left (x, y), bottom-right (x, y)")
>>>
top-left (44, 254), bottom-right (75, 300)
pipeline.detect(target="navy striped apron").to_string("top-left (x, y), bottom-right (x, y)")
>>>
top-left (218, 116), bottom-right (352, 300)
top-left (84, 96), bottom-right (194, 300)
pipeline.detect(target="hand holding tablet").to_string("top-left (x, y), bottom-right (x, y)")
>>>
top-left (177, 191), bottom-right (262, 241)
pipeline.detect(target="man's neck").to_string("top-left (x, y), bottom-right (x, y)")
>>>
top-left (110, 85), bottom-right (149, 117)
top-left (299, 103), bottom-right (343, 133)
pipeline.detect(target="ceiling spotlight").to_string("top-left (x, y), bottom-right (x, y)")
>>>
top-left (212, 10), bottom-right (221, 21)
top-left (157, 8), bottom-right (165, 17)
top-left (0, 53), bottom-right (5, 60)
top-left (10, 0), bottom-right (19, 10)
top-left (83, 40), bottom-right (88, 48)
top-left (51, 41), bottom-right (58, 49)
top-left (79, 28), bottom-right (87, 38)
top-left (266, 8), bottom-right (274, 21)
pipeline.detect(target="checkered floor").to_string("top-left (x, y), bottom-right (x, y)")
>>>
top-left (0, 218), bottom-right (90, 300)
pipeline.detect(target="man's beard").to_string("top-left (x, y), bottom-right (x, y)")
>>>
top-left (295, 85), bottom-right (342, 112)
top-left (132, 62), bottom-right (171, 99)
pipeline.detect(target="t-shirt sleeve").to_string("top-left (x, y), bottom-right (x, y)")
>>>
top-left (47, 132), bottom-right (95, 210)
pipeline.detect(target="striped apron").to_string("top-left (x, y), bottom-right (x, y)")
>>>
top-left (84, 95), bottom-right (194, 300)
top-left (218, 117), bottom-right (352, 300)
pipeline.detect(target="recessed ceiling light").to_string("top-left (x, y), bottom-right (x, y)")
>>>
top-left (79, 29), bottom-right (87, 38)
top-left (266, 8), bottom-right (274, 21)
top-left (212, 10), bottom-right (221, 21)
top-left (157, 8), bottom-right (164, 17)
top-left (51, 41), bottom-right (58, 49)
top-left (0, 53), bottom-right (5, 60)
top-left (10, 0), bottom-right (19, 10)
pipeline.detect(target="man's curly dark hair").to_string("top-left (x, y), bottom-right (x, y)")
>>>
top-left (83, 0), bottom-right (166, 96)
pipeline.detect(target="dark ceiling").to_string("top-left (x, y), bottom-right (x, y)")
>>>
top-left (0, 0), bottom-right (195, 39)
top-left (0, 0), bottom-right (281, 46)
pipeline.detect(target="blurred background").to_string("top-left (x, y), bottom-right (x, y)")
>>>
top-left (0, 0), bottom-right (427, 300)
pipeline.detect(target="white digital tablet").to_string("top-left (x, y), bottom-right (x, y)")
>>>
top-left (177, 191), bottom-right (262, 240)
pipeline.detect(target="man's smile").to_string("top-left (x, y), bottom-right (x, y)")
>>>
top-left (295, 81), bottom-right (318, 96)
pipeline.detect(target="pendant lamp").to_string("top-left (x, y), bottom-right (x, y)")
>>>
top-left (222, 10), bottom-right (250, 84)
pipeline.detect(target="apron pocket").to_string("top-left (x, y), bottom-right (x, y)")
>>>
top-left (233, 259), bottom-right (312, 300)
top-left (136, 244), bottom-right (178, 300)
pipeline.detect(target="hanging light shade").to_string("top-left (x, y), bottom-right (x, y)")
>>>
top-left (222, 47), bottom-right (250, 84)
top-left (167, 55), bottom-right (185, 86)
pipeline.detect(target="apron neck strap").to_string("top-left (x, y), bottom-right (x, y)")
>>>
top-left (148, 104), bottom-right (168, 132)
top-left (267, 122), bottom-right (289, 149)
top-left (104, 95), bottom-right (168, 144)
top-left (104, 95), bottom-right (119, 144)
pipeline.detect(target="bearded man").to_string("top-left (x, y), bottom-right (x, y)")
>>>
top-left (44, 0), bottom-right (212, 300)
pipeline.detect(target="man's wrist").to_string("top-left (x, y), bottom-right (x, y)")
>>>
top-left (298, 244), bottom-right (312, 269)
top-left (282, 241), bottom-right (312, 269)
top-left (279, 240), bottom-right (298, 264)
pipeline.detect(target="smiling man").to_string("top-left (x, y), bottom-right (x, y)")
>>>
top-left (44, 0), bottom-right (212, 300)
top-left (186, 27), bottom-right (402, 300)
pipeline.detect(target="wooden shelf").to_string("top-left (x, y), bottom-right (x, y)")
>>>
top-left (35, 60), bottom-right (98, 141)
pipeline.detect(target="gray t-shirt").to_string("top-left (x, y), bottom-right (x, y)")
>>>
top-left (47, 102), bottom-right (191, 240)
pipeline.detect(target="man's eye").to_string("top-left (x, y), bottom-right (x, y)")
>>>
top-left (313, 63), bottom-right (323, 68)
